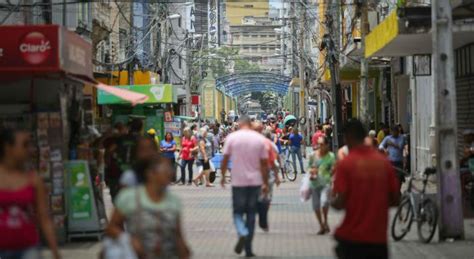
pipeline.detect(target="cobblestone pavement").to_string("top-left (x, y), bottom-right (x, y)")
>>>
top-left (46, 174), bottom-right (474, 259)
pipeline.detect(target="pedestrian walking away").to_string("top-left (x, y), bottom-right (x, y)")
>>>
top-left (221, 116), bottom-right (270, 258)
top-left (193, 127), bottom-right (214, 187)
top-left (332, 119), bottom-right (400, 259)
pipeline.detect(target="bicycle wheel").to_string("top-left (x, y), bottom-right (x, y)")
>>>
top-left (417, 199), bottom-right (438, 243)
top-left (285, 162), bottom-right (297, 182)
top-left (391, 197), bottom-right (413, 241)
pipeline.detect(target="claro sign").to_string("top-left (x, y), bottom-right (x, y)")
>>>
top-left (19, 31), bottom-right (52, 65)
top-left (0, 25), bottom-right (92, 79)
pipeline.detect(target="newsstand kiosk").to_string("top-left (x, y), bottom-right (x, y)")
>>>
top-left (0, 25), bottom-right (147, 242)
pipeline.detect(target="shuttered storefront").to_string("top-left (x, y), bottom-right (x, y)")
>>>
top-left (455, 43), bottom-right (474, 158)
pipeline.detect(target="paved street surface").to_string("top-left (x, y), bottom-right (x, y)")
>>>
top-left (43, 174), bottom-right (474, 259)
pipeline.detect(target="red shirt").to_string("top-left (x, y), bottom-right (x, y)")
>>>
top-left (333, 146), bottom-right (399, 244)
top-left (311, 130), bottom-right (325, 147)
top-left (0, 185), bottom-right (39, 249)
top-left (181, 136), bottom-right (197, 160)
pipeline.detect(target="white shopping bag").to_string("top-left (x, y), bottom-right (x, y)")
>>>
top-left (103, 233), bottom-right (138, 259)
top-left (299, 173), bottom-right (312, 202)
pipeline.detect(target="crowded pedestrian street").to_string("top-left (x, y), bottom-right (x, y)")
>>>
top-left (42, 175), bottom-right (474, 259)
top-left (2, 0), bottom-right (474, 259)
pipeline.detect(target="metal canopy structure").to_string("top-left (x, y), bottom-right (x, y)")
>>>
top-left (216, 72), bottom-right (292, 97)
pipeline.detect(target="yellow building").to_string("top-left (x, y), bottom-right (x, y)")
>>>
top-left (226, 0), bottom-right (269, 25)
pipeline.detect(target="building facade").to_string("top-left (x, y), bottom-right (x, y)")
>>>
top-left (230, 17), bottom-right (281, 72)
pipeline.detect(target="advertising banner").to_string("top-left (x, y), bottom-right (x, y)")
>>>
top-left (0, 25), bottom-right (93, 79)
top-left (0, 25), bottom-right (60, 71)
top-left (65, 161), bottom-right (92, 220)
top-left (65, 160), bottom-right (104, 239)
top-left (97, 84), bottom-right (177, 105)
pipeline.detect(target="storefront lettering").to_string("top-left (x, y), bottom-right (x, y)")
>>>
top-left (19, 32), bottom-right (52, 65)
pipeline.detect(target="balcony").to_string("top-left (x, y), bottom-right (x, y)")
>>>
top-left (365, 6), bottom-right (474, 58)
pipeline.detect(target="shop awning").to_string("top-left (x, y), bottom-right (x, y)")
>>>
top-left (365, 8), bottom-right (474, 58)
top-left (97, 84), bottom-right (177, 105)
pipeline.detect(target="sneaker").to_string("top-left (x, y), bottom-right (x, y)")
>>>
top-left (234, 236), bottom-right (246, 255)
top-left (245, 252), bottom-right (256, 257)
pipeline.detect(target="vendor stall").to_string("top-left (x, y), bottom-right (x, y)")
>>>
top-left (97, 84), bottom-right (177, 141)
top-left (0, 25), bottom-right (147, 242)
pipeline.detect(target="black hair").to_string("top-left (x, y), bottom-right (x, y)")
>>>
top-left (342, 119), bottom-right (367, 142)
top-left (114, 122), bottom-right (125, 130)
top-left (129, 118), bottom-right (143, 133)
top-left (165, 132), bottom-right (174, 141)
top-left (133, 156), bottom-right (170, 184)
top-left (0, 128), bottom-right (16, 160)
top-left (190, 125), bottom-right (197, 131)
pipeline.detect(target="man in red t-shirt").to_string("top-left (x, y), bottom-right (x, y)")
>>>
top-left (332, 119), bottom-right (400, 259)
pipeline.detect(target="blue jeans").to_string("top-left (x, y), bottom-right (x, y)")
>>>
top-left (290, 146), bottom-right (305, 174)
top-left (0, 247), bottom-right (40, 259)
top-left (232, 186), bottom-right (260, 254)
top-left (180, 159), bottom-right (194, 184)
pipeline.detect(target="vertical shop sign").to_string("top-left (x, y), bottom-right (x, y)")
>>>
top-left (208, 0), bottom-right (219, 49)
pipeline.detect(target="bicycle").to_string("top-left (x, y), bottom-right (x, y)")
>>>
top-left (391, 167), bottom-right (438, 243)
top-left (280, 146), bottom-right (297, 182)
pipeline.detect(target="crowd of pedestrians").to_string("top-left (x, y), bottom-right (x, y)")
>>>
top-left (0, 111), bottom-right (425, 259)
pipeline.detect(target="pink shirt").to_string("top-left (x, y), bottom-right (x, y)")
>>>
top-left (223, 129), bottom-right (269, 187)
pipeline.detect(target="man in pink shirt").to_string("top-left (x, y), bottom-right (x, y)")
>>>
top-left (221, 116), bottom-right (269, 257)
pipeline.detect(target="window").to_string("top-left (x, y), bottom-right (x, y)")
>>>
top-left (178, 17), bottom-right (182, 28)
top-left (244, 4), bottom-right (254, 8)
top-left (261, 35), bottom-right (268, 38)
top-left (251, 35), bottom-right (258, 38)
top-left (179, 56), bottom-right (182, 69)
top-left (251, 47), bottom-right (258, 51)
top-left (243, 47), bottom-right (250, 50)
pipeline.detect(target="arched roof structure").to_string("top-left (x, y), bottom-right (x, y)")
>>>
top-left (215, 72), bottom-right (292, 97)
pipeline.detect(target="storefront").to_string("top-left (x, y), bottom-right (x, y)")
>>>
top-left (0, 25), bottom-right (147, 242)
top-left (97, 84), bottom-right (178, 141)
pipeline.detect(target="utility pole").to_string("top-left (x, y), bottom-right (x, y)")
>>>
top-left (128, 2), bottom-right (134, 85)
top-left (431, 0), bottom-right (464, 240)
top-left (359, 1), bottom-right (369, 124)
top-left (298, 1), bottom-right (308, 141)
top-left (185, 33), bottom-right (193, 116)
top-left (324, 0), bottom-right (343, 151)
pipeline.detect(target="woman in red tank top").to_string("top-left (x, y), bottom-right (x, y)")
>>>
top-left (0, 128), bottom-right (60, 259)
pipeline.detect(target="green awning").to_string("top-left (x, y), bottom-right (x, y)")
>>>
top-left (97, 84), bottom-right (177, 105)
